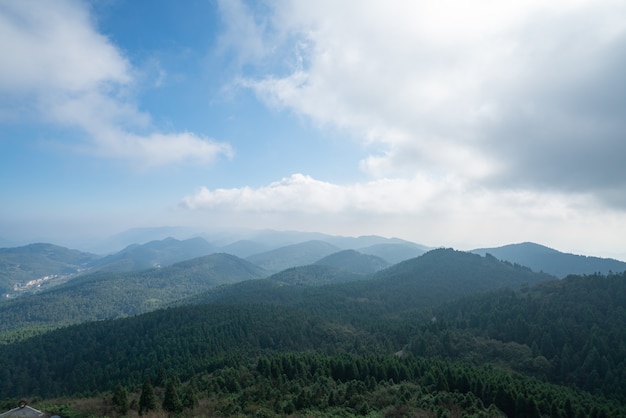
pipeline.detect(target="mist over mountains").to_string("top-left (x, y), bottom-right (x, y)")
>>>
top-left (1, 228), bottom-right (623, 290)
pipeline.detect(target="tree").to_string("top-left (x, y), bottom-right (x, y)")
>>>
top-left (162, 378), bottom-right (183, 414)
top-left (112, 383), bottom-right (129, 415)
top-left (181, 383), bottom-right (199, 410)
top-left (139, 377), bottom-right (157, 415)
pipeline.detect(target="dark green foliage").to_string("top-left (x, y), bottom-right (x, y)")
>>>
top-left (430, 271), bottom-right (626, 402)
top-left (139, 378), bottom-right (157, 415)
top-left (185, 353), bottom-right (622, 417)
top-left (112, 383), bottom-right (129, 415)
top-left (0, 304), bottom-right (358, 397)
top-left (162, 377), bottom-right (183, 414)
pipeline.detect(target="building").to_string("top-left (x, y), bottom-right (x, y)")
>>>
top-left (0, 401), bottom-right (47, 418)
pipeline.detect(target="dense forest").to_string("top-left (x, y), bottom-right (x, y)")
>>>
top-left (0, 249), bottom-right (625, 417)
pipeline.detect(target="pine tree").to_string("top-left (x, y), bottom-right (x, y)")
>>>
top-left (162, 378), bottom-right (183, 414)
top-left (112, 383), bottom-right (129, 415)
top-left (139, 377), bottom-right (157, 416)
top-left (181, 383), bottom-right (199, 410)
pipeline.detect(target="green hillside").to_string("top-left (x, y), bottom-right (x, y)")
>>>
top-left (0, 266), bottom-right (624, 416)
top-left (429, 271), bottom-right (626, 402)
top-left (0, 243), bottom-right (99, 295)
top-left (188, 249), bottom-right (552, 319)
top-left (0, 253), bottom-right (265, 337)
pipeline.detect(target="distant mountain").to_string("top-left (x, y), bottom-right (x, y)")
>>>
top-left (471, 242), bottom-right (626, 278)
top-left (86, 226), bottom-right (205, 254)
top-left (245, 240), bottom-right (340, 273)
top-left (0, 243), bottom-right (99, 294)
top-left (194, 248), bottom-right (555, 316)
top-left (321, 234), bottom-right (421, 249)
top-left (90, 237), bottom-right (217, 272)
top-left (91, 227), bottom-right (429, 258)
top-left (0, 253), bottom-right (266, 334)
top-left (336, 248), bottom-right (555, 313)
top-left (314, 249), bottom-right (389, 274)
top-left (358, 243), bottom-right (427, 264)
top-left (220, 240), bottom-right (273, 258)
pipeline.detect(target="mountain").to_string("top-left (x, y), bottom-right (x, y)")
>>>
top-left (194, 249), bottom-right (555, 318)
top-left (1, 249), bottom-right (625, 417)
top-left (0, 253), bottom-right (266, 335)
top-left (245, 240), bottom-right (340, 273)
top-left (314, 249), bottom-right (389, 274)
top-left (331, 248), bottom-right (555, 314)
top-left (92, 226), bottom-right (429, 254)
top-left (357, 242), bottom-right (427, 264)
top-left (1, 258), bottom-right (623, 417)
top-left (472, 242), bottom-right (626, 278)
top-left (320, 234), bottom-right (422, 249)
top-left (219, 239), bottom-right (273, 258)
top-left (0, 243), bottom-right (99, 295)
top-left (85, 226), bottom-right (204, 254)
top-left (90, 237), bottom-right (217, 272)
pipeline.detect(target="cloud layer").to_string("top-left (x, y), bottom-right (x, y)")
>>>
top-left (240, 0), bottom-right (626, 205)
top-left (0, 0), bottom-right (231, 166)
top-left (183, 0), bottom-right (626, 255)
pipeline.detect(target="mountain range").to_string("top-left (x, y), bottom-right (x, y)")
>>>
top-left (2, 231), bottom-right (625, 298)
top-left (1, 230), bottom-right (626, 416)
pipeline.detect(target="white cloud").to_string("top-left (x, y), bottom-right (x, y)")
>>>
top-left (182, 172), bottom-right (586, 218)
top-left (239, 0), bottom-right (626, 204)
top-left (0, 0), bottom-right (130, 92)
top-left (179, 0), bottom-right (626, 256)
top-left (183, 173), bottom-right (450, 213)
top-left (181, 172), bottom-right (626, 257)
top-left (0, 0), bottom-right (232, 166)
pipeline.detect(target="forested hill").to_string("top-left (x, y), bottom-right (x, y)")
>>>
top-left (0, 253), bottom-right (266, 336)
top-left (1, 272), bottom-right (625, 416)
top-left (0, 243), bottom-right (98, 293)
top-left (472, 242), bottom-right (626, 278)
top-left (314, 249), bottom-right (389, 274)
top-left (428, 271), bottom-right (626, 403)
top-left (366, 248), bottom-right (553, 300)
top-left (189, 249), bottom-right (555, 320)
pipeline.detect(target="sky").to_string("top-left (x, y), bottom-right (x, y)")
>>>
top-left (1, 0), bottom-right (625, 259)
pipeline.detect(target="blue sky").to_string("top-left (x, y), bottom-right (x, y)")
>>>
top-left (1, 0), bottom-right (626, 259)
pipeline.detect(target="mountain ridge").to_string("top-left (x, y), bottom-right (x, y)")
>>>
top-left (472, 241), bottom-right (626, 278)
